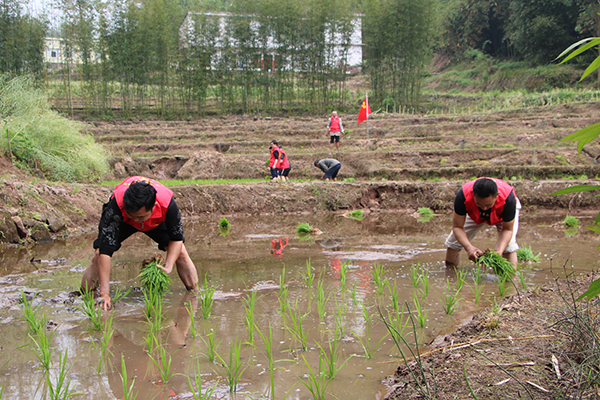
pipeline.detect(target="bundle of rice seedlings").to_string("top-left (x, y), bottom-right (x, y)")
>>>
top-left (296, 223), bottom-right (312, 234)
top-left (138, 255), bottom-right (171, 295)
top-left (349, 209), bottom-right (363, 221)
top-left (477, 250), bottom-right (515, 278)
top-left (219, 218), bottom-right (231, 229)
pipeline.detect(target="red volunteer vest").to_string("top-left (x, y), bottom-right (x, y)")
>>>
top-left (114, 176), bottom-right (173, 231)
top-left (329, 117), bottom-right (341, 133)
top-left (463, 178), bottom-right (514, 225)
top-left (270, 145), bottom-right (281, 167)
top-left (279, 150), bottom-right (290, 169)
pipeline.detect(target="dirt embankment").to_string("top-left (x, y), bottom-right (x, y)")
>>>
top-left (0, 150), bottom-right (597, 246)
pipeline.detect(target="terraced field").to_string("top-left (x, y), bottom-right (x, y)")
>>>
top-left (86, 102), bottom-right (600, 183)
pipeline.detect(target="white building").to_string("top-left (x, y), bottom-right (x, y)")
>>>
top-left (179, 12), bottom-right (363, 72)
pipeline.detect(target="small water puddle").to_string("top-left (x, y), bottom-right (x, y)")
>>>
top-left (0, 210), bottom-right (598, 399)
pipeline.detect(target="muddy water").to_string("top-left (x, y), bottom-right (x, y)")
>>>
top-left (0, 210), bottom-right (598, 400)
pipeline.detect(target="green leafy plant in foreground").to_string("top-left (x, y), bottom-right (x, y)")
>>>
top-left (562, 215), bottom-right (580, 229)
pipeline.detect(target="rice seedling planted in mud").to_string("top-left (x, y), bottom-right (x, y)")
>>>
top-left (149, 338), bottom-right (173, 383)
top-left (29, 326), bottom-right (54, 371)
top-left (218, 217), bottom-right (231, 229)
top-left (372, 263), bottom-right (388, 295)
top-left (199, 274), bottom-right (216, 319)
top-left (119, 354), bottom-right (138, 400)
top-left (243, 289), bottom-right (259, 345)
top-left (517, 245), bottom-right (541, 263)
top-left (349, 209), bottom-right (363, 220)
top-left (300, 352), bottom-right (331, 400)
top-left (472, 281), bottom-right (485, 304)
top-left (78, 289), bottom-right (103, 331)
top-left (138, 255), bottom-right (171, 296)
top-left (515, 266), bottom-right (527, 290)
top-left (46, 351), bottom-right (76, 400)
top-left (303, 258), bottom-right (315, 287)
top-left (417, 207), bottom-right (434, 216)
top-left (285, 297), bottom-right (310, 351)
top-left (315, 279), bottom-right (330, 319)
top-left (19, 291), bottom-right (45, 334)
top-left (477, 250), bottom-right (515, 278)
top-left (279, 266), bottom-right (289, 313)
top-left (185, 301), bottom-right (197, 338)
top-left (439, 278), bottom-right (460, 315)
top-left (455, 268), bottom-right (468, 293)
top-left (353, 303), bottom-right (387, 359)
top-left (413, 292), bottom-right (427, 328)
top-left (316, 339), bottom-right (351, 378)
top-left (339, 261), bottom-right (350, 291)
top-left (388, 279), bottom-right (400, 310)
top-left (97, 313), bottom-right (115, 373)
top-left (333, 294), bottom-right (347, 341)
top-left (216, 337), bottom-right (252, 393)
top-left (497, 275), bottom-right (509, 297)
top-left (409, 263), bottom-right (423, 288)
top-left (188, 359), bottom-right (217, 400)
top-left (421, 267), bottom-right (430, 298)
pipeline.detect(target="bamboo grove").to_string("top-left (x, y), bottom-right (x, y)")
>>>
top-left (2, 0), bottom-right (437, 118)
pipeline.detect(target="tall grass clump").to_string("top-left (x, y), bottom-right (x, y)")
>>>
top-left (517, 245), bottom-right (541, 263)
top-left (0, 75), bottom-right (109, 182)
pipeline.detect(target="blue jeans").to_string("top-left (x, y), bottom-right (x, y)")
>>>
top-left (324, 163), bottom-right (341, 179)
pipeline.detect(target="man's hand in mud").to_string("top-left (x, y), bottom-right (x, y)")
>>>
top-left (97, 292), bottom-right (112, 311)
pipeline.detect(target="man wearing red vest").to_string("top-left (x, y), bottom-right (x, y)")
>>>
top-left (445, 177), bottom-right (521, 268)
top-left (326, 111), bottom-right (344, 155)
top-left (81, 176), bottom-right (199, 310)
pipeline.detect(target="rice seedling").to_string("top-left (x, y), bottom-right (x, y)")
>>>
top-left (388, 279), bottom-right (400, 311)
top-left (517, 245), bottom-right (541, 263)
top-left (144, 296), bottom-right (165, 338)
top-left (30, 326), bottom-right (54, 371)
top-left (412, 292), bottom-right (427, 328)
top-left (97, 313), bottom-right (115, 373)
top-left (119, 354), bottom-right (138, 400)
top-left (46, 351), bottom-right (75, 400)
top-left (349, 209), bottom-right (363, 221)
top-left (316, 339), bottom-right (351, 378)
top-left (421, 267), bottom-right (430, 298)
top-left (299, 352), bottom-right (331, 400)
top-left (112, 286), bottom-right (131, 304)
top-left (149, 338), bottom-right (173, 383)
top-left (439, 278), bottom-right (460, 315)
top-left (472, 281), bottom-right (485, 304)
top-left (349, 279), bottom-right (359, 305)
top-left (472, 264), bottom-right (484, 284)
top-left (497, 275), bottom-right (509, 297)
top-left (284, 297), bottom-right (310, 351)
top-left (244, 289), bottom-right (259, 345)
top-left (455, 268), bottom-right (467, 293)
top-left (198, 275), bottom-right (216, 319)
top-left (279, 266), bottom-right (289, 314)
top-left (78, 289), bottom-right (103, 331)
top-left (303, 258), bottom-right (315, 287)
top-left (417, 207), bottom-right (434, 216)
top-left (138, 255), bottom-right (171, 296)
top-left (216, 337), bottom-right (252, 393)
top-left (185, 301), bottom-right (197, 338)
top-left (339, 261), bottom-right (350, 291)
top-left (200, 329), bottom-right (221, 363)
top-left (296, 222), bottom-right (312, 234)
top-left (563, 215), bottom-right (580, 229)
top-left (409, 263), bottom-right (423, 288)
top-left (333, 295), bottom-right (347, 341)
top-left (387, 304), bottom-right (409, 340)
top-left (515, 265), bottom-right (527, 290)
top-left (372, 263), bottom-right (388, 295)
top-left (19, 291), bottom-right (45, 334)
top-left (218, 217), bottom-right (231, 229)
top-left (477, 250), bottom-right (515, 278)
top-left (142, 288), bottom-right (162, 320)
top-left (255, 323), bottom-right (276, 400)
top-left (315, 280), bottom-right (330, 319)
top-left (353, 303), bottom-right (387, 359)
top-left (188, 359), bottom-right (217, 400)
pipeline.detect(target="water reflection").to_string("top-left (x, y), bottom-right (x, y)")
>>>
top-left (0, 210), bottom-right (598, 399)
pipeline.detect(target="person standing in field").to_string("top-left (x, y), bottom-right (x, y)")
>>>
top-left (444, 177), bottom-right (521, 268)
top-left (276, 144), bottom-right (291, 182)
top-left (80, 176), bottom-right (199, 310)
top-left (326, 111), bottom-right (344, 155)
top-left (269, 140), bottom-right (283, 182)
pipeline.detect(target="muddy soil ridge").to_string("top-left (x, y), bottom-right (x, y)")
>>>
top-left (1, 102), bottom-right (599, 244)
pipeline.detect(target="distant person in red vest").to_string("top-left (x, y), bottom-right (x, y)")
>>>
top-left (81, 176), bottom-right (199, 310)
top-left (269, 140), bottom-right (283, 182)
top-left (326, 111), bottom-right (344, 155)
top-left (275, 142), bottom-right (291, 182)
top-left (445, 177), bottom-right (521, 268)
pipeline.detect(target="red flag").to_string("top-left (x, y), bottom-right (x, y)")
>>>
top-left (357, 94), bottom-right (371, 124)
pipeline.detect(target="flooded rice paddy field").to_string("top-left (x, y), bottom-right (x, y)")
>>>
top-left (0, 210), bottom-right (598, 400)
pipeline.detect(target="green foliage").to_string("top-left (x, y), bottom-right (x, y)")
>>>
top-left (417, 207), bottom-right (433, 216)
top-left (0, 75), bottom-right (109, 182)
top-left (516, 245), bottom-right (540, 263)
top-left (119, 354), bottom-right (138, 400)
top-left (477, 251), bottom-right (515, 278)
top-left (349, 209), bottom-right (363, 221)
top-left (562, 215), bottom-right (580, 229)
top-left (138, 256), bottom-right (171, 296)
top-left (46, 351), bottom-right (75, 400)
top-left (217, 337), bottom-right (251, 393)
top-left (296, 222), bottom-right (312, 234)
top-left (0, 4), bottom-right (46, 76)
top-left (218, 217), bottom-right (231, 229)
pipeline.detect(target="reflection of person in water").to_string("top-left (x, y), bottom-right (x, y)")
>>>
top-left (104, 291), bottom-right (199, 398)
top-left (271, 238), bottom-right (288, 256)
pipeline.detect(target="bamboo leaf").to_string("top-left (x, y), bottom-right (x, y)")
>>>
top-left (550, 184), bottom-right (600, 195)
top-left (558, 123), bottom-right (600, 153)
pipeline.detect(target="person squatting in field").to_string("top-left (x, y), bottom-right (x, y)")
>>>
top-left (81, 176), bottom-right (199, 310)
